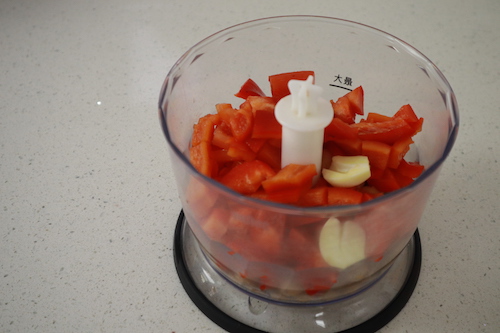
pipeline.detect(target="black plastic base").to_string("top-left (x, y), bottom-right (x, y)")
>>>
top-left (173, 210), bottom-right (421, 333)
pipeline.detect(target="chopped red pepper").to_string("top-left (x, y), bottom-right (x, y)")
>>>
top-left (212, 123), bottom-right (235, 149)
top-left (331, 96), bottom-right (355, 124)
top-left (251, 188), bottom-right (304, 204)
top-left (388, 136), bottom-right (414, 169)
top-left (268, 70), bottom-right (315, 102)
top-left (191, 113), bottom-right (221, 147)
top-left (397, 159), bottom-right (425, 178)
top-left (365, 112), bottom-right (392, 123)
top-left (324, 117), bottom-right (359, 140)
top-left (394, 104), bottom-right (419, 123)
top-left (189, 73), bottom-right (425, 207)
top-left (256, 141), bottom-right (281, 171)
top-left (216, 103), bottom-right (236, 125)
top-left (234, 78), bottom-right (266, 99)
top-left (327, 187), bottom-right (364, 205)
top-left (330, 137), bottom-right (363, 156)
top-left (186, 73), bottom-right (430, 298)
top-left (189, 141), bottom-right (216, 177)
top-left (346, 86), bottom-right (364, 116)
top-left (361, 140), bottom-right (391, 170)
top-left (219, 160), bottom-right (275, 194)
top-left (330, 86), bottom-right (364, 124)
top-left (245, 96), bottom-right (276, 113)
top-left (252, 109), bottom-right (282, 140)
top-left (367, 168), bottom-right (401, 193)
top-left (262, 163), bottom-right (317, 194)
top-left (227, 141), bottom-right (257, 162)
top-left (229, 107), bottom-right (253, 142)
top-left (352, 117), bottom-right (414, 145)
top-left (246, 138), bottom-right (267, 153)
top-left (201, 208), bottom-right (229, 242)
top-left (297, 187), bottom-right (328, 207)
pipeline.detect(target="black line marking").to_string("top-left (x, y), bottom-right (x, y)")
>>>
top-left (329, 84), bottom-right (353, 91)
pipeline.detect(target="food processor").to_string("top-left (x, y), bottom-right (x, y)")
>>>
top-left (159, 16), bottom-right (459, 333)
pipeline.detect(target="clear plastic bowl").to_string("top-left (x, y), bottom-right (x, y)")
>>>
top-left (159, 16), bottom-right (458, 305)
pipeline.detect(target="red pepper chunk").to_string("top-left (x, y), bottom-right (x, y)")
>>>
top-left (219, 160), bottom-right (276, 194)
top-left (234, 78), bottom-right (266, 99)
top-left (297, 187), bottom-right (329, 207)
top-left (346, 86), bottom-right (364, 116)
top-left (262, 164), bottom-right (317, 194)
top-left (365, 112), bottom-right (392, 123)
top-left (246, 138), bottom-right (267, 153)
top-left (252, 109), bottom-right (282, 140)
top-left (393, 104), bottom-right (419, 123)
top-left (327, 188), bottom-right (363, 206)
top-left (268, 71), bottom-right (315, 102)
top-left (251, 188), bottom-right (304, 205)
top-left (245, 96), bottom-right (276, 113)
top-left (324, 118), bottom-right (359, 140)
top-left (201, 208), bottom-right (229, 242)
top-left (212, 123), bottom-right (235, 149)
top-left (393, 104), bottom-right (423, 135)
top-left (388, 136), bottom-right (414, 169)
top-left (397, 160), bottom-right (425, 178)
top-left (189, 141), bottom-right (216, 177)
top-left (361, 140), bottom-right (391, 170)
top-left (330, 137), bottom-right (363, 156)
top-left (256, 141), bottom-right (281, 171)
top-left (229, 107), bottom-right (253, 142)
top-left (330, 86), bottom-right (364, 125)
top-left (367, 168), bottom-right (401, 193)
top-left (191, 114), bottom-right (221, 147)
top-left (227, 141), bottom-right (257, 161)
top-left (352, 117), bottom-right (414, 145)
top-left (331, 96), bottom-right (355, 124)
top-left (216, 103), bottom-right (236, 125)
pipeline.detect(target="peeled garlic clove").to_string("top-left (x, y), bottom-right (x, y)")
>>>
top-left (322, 155), bottom-right (371, 187)
top-left (319, 217), bottom-right (366, 270)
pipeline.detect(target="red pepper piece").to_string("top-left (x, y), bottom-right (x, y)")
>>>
top-left (268, 71), bottom-right (315, 102)
top-left (229, 107), bottom-right (254, 142)
top-left (219, 160), bottom-right (275, 194)
top-left (234, 78), bottom-right (266, 99)
top-left (361, 140), bottom-right (391, 170)
top-left (297, 186), bottom-right (329, 207)
top-left (189, 141), bottom-right (216, 177)
top-left (327, 187), bottom-right (363, 206)
top-left (352, 117), bottom-right (415, 145)
top-left (397, 160), bottom-right (425, 178)
top-left (191, 113), bottom-right (221, 147)
top-left (388, 136), bottom-right (414, 169)
top-left (262, 164), bottom-right (317, 193)
top-left (324, 117), bottom-right (359, 140)
top-left (252, 109), bottom-right (282, 139)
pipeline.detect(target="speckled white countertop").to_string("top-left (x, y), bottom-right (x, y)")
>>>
top-left (1, 0), bottom-right (499, 332)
